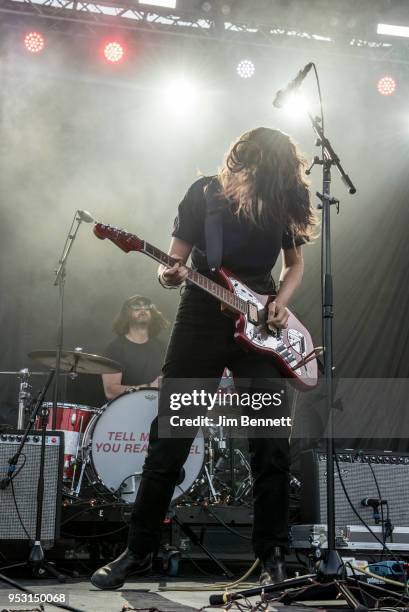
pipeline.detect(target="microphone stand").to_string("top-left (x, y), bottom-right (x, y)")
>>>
top-left (52, 211), bottom-right (92, 428)
top-left (306, 112), bottom-right (356, 583)
top-left (0, 210), bottom-right (92, 599)
top-left (208, 69), bottom-right (406, 608)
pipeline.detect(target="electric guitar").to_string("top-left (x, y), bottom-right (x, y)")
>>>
top-left (93, 223), bottom-right (319, 390)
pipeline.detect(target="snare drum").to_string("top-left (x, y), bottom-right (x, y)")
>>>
top-left (35, 402), bottom-right (97, 480)
top-left (82, 390), bottom-right (205, 503)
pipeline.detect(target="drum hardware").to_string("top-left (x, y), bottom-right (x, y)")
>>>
top-left (17, 368), bottom-right (32, 429)
top-left (69, 414), bottom-right (86, 496)
top-left (233, 449), bottom-right (253, 503)
top-left (203, 464), bottom-right (220, 503)
top-left (188, 437), bottom-right (253, 506)
top-left (72, 456), bottom-right (88, 498)
top-left (115, 472), bottom-right (144, 498)
top-left (0, 368), bottom-right (83, 430)
top-left (218, 433), bottom-right (227, 453)
top-left (200, 426), bottom-right (232, 503)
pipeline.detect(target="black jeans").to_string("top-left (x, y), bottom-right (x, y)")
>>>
top-left (128, 287), bottom-right (290, 561)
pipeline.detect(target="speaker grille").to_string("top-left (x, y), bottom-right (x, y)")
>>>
top-left (0, 432), bottom-right (63, 542)
top-left (302, 450), bottom-right (409, 527)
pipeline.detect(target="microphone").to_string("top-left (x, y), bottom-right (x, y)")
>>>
top-left (77, 209), bottom-right (94, 223)
top-left (0, 460), bottom-right (17, 490)
top-left (361, 498), bottom-right (387, 508)
top-left (273, 62), bottom-right (313, 108)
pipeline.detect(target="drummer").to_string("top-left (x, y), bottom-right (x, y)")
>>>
top-left (102, 295), bottom-right (168, 400)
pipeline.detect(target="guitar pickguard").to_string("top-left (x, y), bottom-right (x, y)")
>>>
top-left (229, 278), bottom-right (305, 372)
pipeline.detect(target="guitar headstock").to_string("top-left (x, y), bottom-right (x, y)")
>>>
top-left (93, 223), bottom-right (144, 253)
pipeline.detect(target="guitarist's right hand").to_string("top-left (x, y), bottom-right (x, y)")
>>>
top-left (160, 257), bottom-right (188, 287)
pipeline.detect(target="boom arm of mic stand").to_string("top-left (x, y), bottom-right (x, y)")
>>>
top-left (308, 113), bottom-right (357, 195)
top-left (54, 213), bottom-right (85, 287)
top-left (52, 212), bottom-right (87, 429)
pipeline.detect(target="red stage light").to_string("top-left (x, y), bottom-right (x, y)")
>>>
top-left (103, 41), bottom-right (125, 63)
top-left (377, 76), bottom-right (396, 96)
top-left (24, 32), bottom-right (45, 54)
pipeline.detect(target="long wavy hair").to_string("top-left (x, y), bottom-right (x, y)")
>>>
top-left (113, 295), bottom-right (168, 337)
top-left (217, 127), bottom-right (318, 242)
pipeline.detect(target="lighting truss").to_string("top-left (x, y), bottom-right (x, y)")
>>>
top-left (0, 0), bottom-right (404, 64)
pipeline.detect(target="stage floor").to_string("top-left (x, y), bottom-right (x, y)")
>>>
top-left (0, 575), bottom-right (344, 612)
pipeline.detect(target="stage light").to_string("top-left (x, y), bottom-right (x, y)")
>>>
top-left (163, 78), bottom-right (198, 114)
top-left (377, 23), bottom-right (409, 39)
top-left (282, 93), bottom-right (309, 119)
top-left (24, 32), bottom-right (45, 54)
top-left (237, 60), bottom-right (255, 79)
top-left (377, 76), bottom-right (396, 96)
top-left (103, 41), bottom-right (125, 63)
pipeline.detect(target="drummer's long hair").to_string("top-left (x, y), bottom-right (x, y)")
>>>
top-left (217, 127), bottom-right (318, 244)
top-left (113, 295), bottom-right (169, 337)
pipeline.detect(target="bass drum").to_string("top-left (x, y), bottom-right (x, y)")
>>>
top-left (82, 389), bottom-right (204, 503)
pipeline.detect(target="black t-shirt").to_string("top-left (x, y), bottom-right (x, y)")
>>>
top-left (172, 176), bottom-right (306, 294)
top-left (104, 336), bottom-right (165, 387)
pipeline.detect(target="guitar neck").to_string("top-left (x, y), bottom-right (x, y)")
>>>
top-left (143, 241), bottom-right (246, 314)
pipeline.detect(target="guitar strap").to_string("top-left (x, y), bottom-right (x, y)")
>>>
top-left (204, 177), bottom-right (225, 273)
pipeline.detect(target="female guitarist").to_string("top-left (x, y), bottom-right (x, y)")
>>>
top-left (91, 126), bottom-right (317, 589)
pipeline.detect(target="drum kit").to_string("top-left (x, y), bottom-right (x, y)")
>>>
top-left (2, 352), bottom-right (252, 508)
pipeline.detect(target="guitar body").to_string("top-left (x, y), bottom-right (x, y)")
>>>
top-left (217, 268), bottom-right (318, 390)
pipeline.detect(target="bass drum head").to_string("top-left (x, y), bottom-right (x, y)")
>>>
top-left (84, 389), bottom-right (204, 503)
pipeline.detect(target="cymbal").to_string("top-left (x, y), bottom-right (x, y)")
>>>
top-left (0, 370), bottom-right (51, 376)
top-left (28, 350), bottom-right (122, 375)
top-left (0, 371), bottom-right (88, 376)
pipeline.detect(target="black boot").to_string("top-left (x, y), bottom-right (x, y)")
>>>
top-left (91, 548), bottom-right (153, 590)
top-left (259, 546), bottom-right (287, 586)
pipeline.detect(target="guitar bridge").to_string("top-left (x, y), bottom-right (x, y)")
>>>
top-left (247, 302), bottom-right (259, 325)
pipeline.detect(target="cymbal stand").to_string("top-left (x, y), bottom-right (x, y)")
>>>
top-left (233, 449), bottom-right (252, 503)
top-left (17, 368), bottom-right (32, 429)
top-left (204, 434), bottom-right (220, 502)
top-left (203, 464), bottom-right (220, 502)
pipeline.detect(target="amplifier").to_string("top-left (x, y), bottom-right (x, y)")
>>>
top-left (300, 449), bottom-right (409, 529)
top-left (0, 430), bottom-right (63, 545)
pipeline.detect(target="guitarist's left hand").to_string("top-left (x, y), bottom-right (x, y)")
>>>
top-left (267, 299), bottom-right (289, 330)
